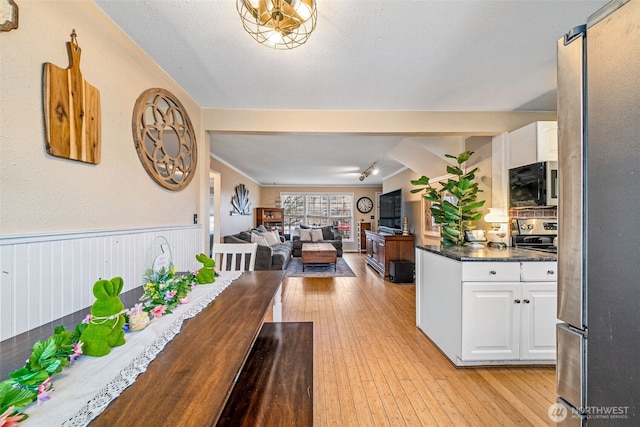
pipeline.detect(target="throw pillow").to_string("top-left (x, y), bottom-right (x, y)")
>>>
top-left (238, 231), bottom-right (252, 242)
top-left (299, 229), bottom-right (312, 241)
top-left (321, 225), bottom-right (334, 240)
top-left (261, 231), bottom-right (280, 246)
top-left (310, 229), bottom-right (324, 242)
top-left (251, 232), bottom-right (269, 247)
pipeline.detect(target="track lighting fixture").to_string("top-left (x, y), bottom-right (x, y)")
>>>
top-left (358, 163), bottom-right (379, 181)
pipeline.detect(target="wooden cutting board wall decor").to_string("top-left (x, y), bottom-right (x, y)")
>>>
top-left (43, 30), bottom-right (101, 164)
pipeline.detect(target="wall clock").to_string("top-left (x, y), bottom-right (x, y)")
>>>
top-left (357, 197), bottom-right (373, 213)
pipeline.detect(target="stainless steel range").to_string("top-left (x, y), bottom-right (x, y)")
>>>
top-left (511, 218), bottom-right (558, 253)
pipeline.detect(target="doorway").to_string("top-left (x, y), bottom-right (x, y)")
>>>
top-left (209, 169), bottom-right (221, 257)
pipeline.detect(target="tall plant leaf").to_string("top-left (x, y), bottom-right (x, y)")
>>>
top-left (411, 150), bottom-right (486, 246)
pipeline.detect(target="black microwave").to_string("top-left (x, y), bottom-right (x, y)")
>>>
top-left (509, 161), bottom-right (558, 207)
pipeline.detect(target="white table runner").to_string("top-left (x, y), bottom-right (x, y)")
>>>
top-left (22, 271), bottom-right (241, 426)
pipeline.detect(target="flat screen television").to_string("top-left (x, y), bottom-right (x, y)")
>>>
top-left (378, 189), bottom-right (402, 230)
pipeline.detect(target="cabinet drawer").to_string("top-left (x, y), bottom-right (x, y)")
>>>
top-left (521, 262), bottom-right (557, 282)
top-left (462, 262), bottom-right (521, 282)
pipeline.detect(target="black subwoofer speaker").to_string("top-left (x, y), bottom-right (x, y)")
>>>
top-left (389, 260), bottom-right (414, 283)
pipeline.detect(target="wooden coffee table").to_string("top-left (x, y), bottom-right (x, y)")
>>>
top-left (301, 242), bottom-right (337, 271)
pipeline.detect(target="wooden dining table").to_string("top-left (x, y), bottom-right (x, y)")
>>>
top-left (89, 270), bottom-right (284, 426)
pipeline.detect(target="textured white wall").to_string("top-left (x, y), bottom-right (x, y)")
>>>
top-left (0, 1), bottom-right (204, 236)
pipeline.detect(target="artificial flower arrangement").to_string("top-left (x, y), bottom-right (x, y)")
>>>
top-left (0, 253), bottom-right (217, 423)
top-left (140, 267), bottom-right (194, 318)
top-left (139, 253), bottom-right (218, 319)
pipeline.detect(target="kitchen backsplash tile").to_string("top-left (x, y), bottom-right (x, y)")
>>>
top-left (509, 207), bottom-right (558, 219)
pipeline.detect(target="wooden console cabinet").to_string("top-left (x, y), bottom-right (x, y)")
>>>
top-left (365, 230), bottom-right (415, 277)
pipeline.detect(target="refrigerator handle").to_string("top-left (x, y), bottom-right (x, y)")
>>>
top-left (564, 25), bottom-right (586, 45)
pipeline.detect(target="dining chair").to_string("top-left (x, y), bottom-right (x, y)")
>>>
top-left (212, 243), bottom-right (258, 272)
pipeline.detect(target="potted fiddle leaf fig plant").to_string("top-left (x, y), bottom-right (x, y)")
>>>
top-left (411, 150), bottom-right (486, 246)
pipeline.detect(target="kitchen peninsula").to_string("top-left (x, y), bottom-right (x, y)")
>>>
top-left (416, 245), bottom-right (557, 366)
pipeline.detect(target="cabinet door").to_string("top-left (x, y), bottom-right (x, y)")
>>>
top-left (520, 282), bottom-right (557, 360)
top-left (376, 241), bottom-right (386, 265)
top-left (508, 122), bottom-right (538, 169)
top-left (366, 236), bottom-right (373, 258)
top-left (536, 121), bottom-right (558, 162)
top-left (507, 121), bottom-right (558, 168)
top-left (461, 282), bottom-right (521, 361)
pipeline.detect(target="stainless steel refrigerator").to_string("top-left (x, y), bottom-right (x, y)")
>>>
top-left (556, 0), bottom-right (640, 425)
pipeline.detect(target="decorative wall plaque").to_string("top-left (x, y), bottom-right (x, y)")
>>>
top-left (43, 31), bottom-right (101, 164)
top-left (132, 88), bottom-right (197, 191)
top-left (230, 184), bottom-right (252, 215)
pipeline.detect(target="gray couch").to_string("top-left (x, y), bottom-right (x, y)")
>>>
top-left (223, 229), bottom-right (293, 270)
top-left (292, 225), bottom-right (343, 257)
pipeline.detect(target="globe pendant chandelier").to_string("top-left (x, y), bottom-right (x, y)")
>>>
top-left (236, 0), bottom-right (317, 50)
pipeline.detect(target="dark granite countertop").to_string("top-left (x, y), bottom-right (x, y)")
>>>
top-left (416, 245), bottom-right (557, 262)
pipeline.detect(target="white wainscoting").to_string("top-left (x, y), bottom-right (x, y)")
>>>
top-left (0, 225), bottom-right (203, 341)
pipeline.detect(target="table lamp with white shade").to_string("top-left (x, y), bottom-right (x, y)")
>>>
top-left (484, 208), bottom-right (509, 248)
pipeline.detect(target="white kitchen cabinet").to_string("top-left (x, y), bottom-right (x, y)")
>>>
top-left (416, 248), bottom-right (557, 366)
top-left (461, 281), bottom-right (557, 362)
top-left (461, 282), bottom-right (521, 361)
top-left (507, 121), bottom-right (558, 169)
top-left (462, 261), bottom-right (520, 282)
top-left (520, 283), bottom-right (558, 359)
top-left (521, 261), bottom-right (557, 281)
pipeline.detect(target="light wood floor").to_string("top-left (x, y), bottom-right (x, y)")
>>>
top-left (279, 253), bottom-right (557, 426)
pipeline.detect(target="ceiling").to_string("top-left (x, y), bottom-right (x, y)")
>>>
top-left (95, 0), bottom-right (607, 186)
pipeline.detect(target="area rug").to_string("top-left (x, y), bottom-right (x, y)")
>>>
top-left (285, 257), bottom-right (356, 278)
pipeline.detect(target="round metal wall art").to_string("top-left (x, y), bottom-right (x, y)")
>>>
top-left (132, 88), bottom-right (197, 191)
